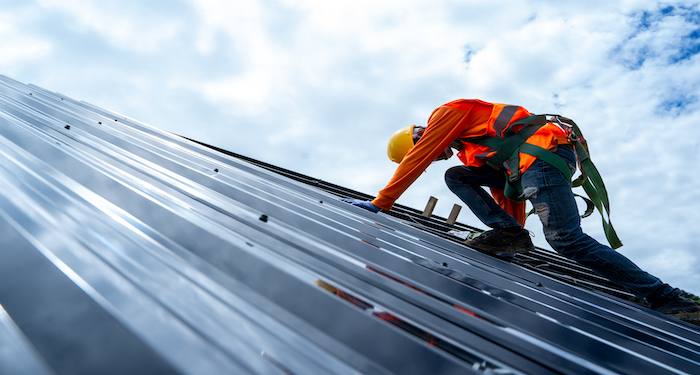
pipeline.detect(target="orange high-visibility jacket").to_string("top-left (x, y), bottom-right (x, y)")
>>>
top-left (371, 99), bottom-right (571, 226)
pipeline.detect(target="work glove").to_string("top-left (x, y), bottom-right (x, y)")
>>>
top-left (341, 199), bottom-right (381, 213)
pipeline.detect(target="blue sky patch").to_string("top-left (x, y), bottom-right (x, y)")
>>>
top-left (657, 91), bottom-right (699, 115)
top-left (463, 48), bottom-right (476, 65)
top-left (670, 28), bottom-right (700, 63)
top-left (615, 4), bottom-right (700, 68)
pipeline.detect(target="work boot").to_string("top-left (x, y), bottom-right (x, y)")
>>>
top-left (464, 228), bottom-right (534, 254)
top-left (650, 294), bottom-right (700, 326)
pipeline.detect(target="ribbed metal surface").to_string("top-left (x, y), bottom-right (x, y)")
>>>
top-left (0, 75), bottom-right (698, 375)
top-left (189, 138), bottom-right (642, 302)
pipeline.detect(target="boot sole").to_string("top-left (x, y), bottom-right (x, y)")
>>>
top-left (465, 242), bottom-right (535, 254)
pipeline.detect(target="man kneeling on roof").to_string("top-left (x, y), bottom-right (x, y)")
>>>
top-left (342, 99), bottom-right (700, 326)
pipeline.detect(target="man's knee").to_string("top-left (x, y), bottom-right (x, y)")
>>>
top-left (444, 166), bottom-right (467, 186)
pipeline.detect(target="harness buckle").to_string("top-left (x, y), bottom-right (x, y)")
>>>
top-left (545, 114), bottom-right (559, 123)
top-left (546, 114), bottom-right (579, 142)
top-left (508, 170), bottom-right (520, 182)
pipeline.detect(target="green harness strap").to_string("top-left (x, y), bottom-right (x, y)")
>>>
top-left (460, 116), bottom-right (623, 249)
top-left (557, 117), bottom-right (622, 248)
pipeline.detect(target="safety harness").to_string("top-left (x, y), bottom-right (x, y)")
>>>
top-left (461, 115), bottom-right (623, 249)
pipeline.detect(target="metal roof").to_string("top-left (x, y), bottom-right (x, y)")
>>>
top-left (0, 75), bottom-right (698, 375)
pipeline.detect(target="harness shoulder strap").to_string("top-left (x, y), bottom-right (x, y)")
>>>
top-left (485, 123), bottom-right (543, 172)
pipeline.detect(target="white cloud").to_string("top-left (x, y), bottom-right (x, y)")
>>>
top-left (37, 0), bottom-right (183, 52)
top-left (0, 14), bottom-right (51, 67)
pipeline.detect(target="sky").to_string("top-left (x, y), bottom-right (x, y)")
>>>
top-left (1, 0), bottom-right (699, 294)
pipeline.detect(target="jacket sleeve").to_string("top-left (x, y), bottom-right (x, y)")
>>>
top-left (371, 102), bottom-right (479, 210)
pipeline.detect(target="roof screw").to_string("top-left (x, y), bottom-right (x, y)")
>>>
top-left (536, 282), bottom-right (543, 287)
top-left (29, 93), bottom-right (32, 95)
top-left (64, 125), bottom-right (70, 130)
top-left (98, 122), bottom-right (102, 124)
top-left (115, 119), bottom-right (118, 122)
top-left (214, 168), bottom-right (218, 172)
top-left (319, 200), bottom-right (323, 204)
top-left (259, 214), bottom-right (268, 222)
top-left (442, 262), bottom-right (448, 267)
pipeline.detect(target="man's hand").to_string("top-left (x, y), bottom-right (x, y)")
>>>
top-left (341, 199), bottom-right (381, 213)
top-left (435, 146), bottom-right (453, 161)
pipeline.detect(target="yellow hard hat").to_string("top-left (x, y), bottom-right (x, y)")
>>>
top-left (387, 124), bottom-right (416, 163)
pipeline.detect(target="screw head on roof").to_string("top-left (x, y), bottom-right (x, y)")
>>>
top-left (536, 282), bottom-right (543, 287)
top-left (64, 125), bottom-right (70, 130)
top-left (214, 168), bottom-right (218, 172)
top-left (98, 122), bottom-right (102, 124)
top-left (259, 214), bottom-right (268, 222)
top-left (443, 262), bottom-right (448, 267)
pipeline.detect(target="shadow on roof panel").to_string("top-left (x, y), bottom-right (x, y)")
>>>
top-left (0, 75), bottom-right (698, 375)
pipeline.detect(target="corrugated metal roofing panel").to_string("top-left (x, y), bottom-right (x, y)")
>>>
top-left (0, 75), bottom-right (698, 375)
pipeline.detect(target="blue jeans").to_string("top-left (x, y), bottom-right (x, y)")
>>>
top-left (445, 146), bottom-right (674, 302)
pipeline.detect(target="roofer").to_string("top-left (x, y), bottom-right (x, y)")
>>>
top-left (343, 99), bottom-right (700, 325)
